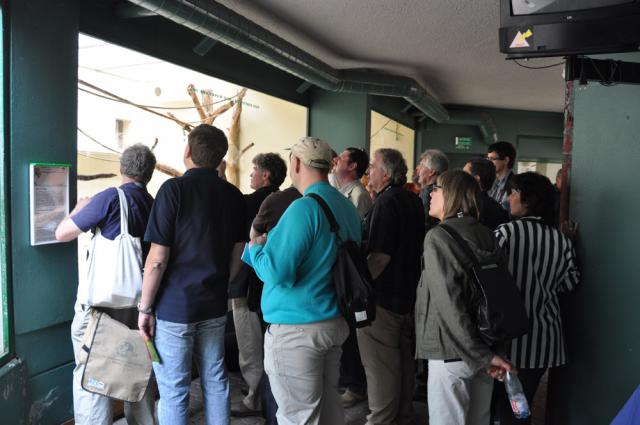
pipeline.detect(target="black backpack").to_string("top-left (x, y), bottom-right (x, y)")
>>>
top-left (439, 224), bottom-right (530, 346)
top-left (307, 193), bottom-right (376, 328)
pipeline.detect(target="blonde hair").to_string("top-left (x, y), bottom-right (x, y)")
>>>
top-left (437, 170), bottom-right (480, 220)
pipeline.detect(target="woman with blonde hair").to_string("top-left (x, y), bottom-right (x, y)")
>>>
top-left (415, 170), bottom-right (512, 424)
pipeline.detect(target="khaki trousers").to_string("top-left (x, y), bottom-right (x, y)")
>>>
top-left (357, 306), bottom-right (415, 425)
top-left (71, 305), bottom-right (156, 425)
top-left (264, 316), bottom-right (349, 425)
top-left (232, 297), bottom-right (264, 410)
top-left (427, 360), bottom-right (493, 425)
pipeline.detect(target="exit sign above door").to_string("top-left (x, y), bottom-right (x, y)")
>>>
top-left (455, 136), bottom-right (472, 150)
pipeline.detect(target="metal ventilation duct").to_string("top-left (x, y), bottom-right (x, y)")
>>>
top-left (127, 0), bottom-right (450, 122)
top-left (448, 110), bottom-right (499, 144)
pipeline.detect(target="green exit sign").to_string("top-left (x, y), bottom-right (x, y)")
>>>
top-left (455, 136), bottom-right (472, 150)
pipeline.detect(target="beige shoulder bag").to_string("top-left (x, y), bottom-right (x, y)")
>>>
top-left (79, 310), bottom-right (152, 402)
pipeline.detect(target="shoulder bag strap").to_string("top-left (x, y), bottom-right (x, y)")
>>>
top-left (307, 193), bottom-right (343, 244)
top-left (439, 223), bottom-right (480, 266)
top-left (116, 188), bottom-right (129, 236)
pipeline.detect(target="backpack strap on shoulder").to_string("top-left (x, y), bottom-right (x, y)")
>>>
top-left (307, 193), bottom-right (342, 241)
top-left (439, 223), bottom-right (480, 266)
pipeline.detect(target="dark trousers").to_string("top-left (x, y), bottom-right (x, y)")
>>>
top-left (261, 372), bottom-right (278, 425)
top-left (493, 367), bottom-right (547, 425)
top-left (339, 326), bottom-right (367, 395)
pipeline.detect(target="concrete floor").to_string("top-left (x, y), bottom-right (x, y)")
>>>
top-left (116, 370), bottom-right (547, 425)
top-left (182, 373), bottom-right (427, 425)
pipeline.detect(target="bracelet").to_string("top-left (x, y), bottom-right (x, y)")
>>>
top-left (137, 303), bottom-right (154, 315)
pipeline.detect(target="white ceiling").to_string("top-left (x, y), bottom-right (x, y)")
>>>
top-left (215, 0), bottom-right (567, 112)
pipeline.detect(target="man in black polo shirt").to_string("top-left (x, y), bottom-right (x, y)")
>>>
top-left (230, 152), bottom-right (286, 417)
top-left (138, 124), bottom-right (246, 425)
top-left (358, 148), bottom-right (425, 425)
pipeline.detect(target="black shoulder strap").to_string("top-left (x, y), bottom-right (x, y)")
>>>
top-left (307, 193), bottom-right (340, 235)
top-left (439, 223), bottom-right (479, 266)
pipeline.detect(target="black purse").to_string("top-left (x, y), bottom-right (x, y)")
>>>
top-left (439, 224), bottom-right (530, 346)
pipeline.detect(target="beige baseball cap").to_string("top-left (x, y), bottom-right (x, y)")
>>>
top-left (289, 137), bottom-right (333, 170)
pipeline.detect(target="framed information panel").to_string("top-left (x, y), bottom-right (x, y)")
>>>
top-left (29, 163), bottom-right (70, 246)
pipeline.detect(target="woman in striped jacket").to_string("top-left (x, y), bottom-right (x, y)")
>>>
top-left (494, 172), bottom-right (580, 425)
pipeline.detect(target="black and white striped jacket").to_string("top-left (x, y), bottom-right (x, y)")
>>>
top-left (495, 217), bottom-right (580, 369)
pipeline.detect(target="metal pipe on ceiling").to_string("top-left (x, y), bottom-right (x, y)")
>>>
top-left (448, 110), bottom-right (499, 144)
top-left (126, 0), bottom-right (450, 123)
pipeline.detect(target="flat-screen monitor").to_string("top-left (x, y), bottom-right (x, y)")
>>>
top-left (500, 0), bottom-right (640, 58)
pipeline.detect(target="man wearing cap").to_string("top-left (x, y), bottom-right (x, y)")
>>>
top-left (249, 137), bottom-right (362, 425)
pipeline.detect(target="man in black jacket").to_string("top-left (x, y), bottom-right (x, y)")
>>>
top-left (464, 158), bottom-right (509, 230)
top-left (230, 152), bottom-right (287, 417)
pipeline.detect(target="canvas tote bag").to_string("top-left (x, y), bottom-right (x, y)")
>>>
top-left (78, 310), bottom-right (152, 402)
top-left (77, 188), bottom-right (143, 308)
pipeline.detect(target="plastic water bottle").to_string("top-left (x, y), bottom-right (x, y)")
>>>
top-left (504, 371), bottom-right (531, 419)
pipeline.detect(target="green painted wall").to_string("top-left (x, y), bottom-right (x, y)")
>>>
top-left (417, 107), bottom-right (563, 169)
top-left (3, 0), bottom-right (80, 423)
top-left (548, 53), bottom-right (640, 425)
top-left (309, 89), bottom-right (370, 153)
top-left (0, 359), bottom-right (28, 425)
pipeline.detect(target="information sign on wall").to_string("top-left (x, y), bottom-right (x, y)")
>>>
top-left (29, 163), bottom-right (70, 246)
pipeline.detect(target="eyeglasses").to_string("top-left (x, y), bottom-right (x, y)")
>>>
top-left (487, 155), bottom-right (504, 161)
top-left (432, 184), bottom-right (443, 191)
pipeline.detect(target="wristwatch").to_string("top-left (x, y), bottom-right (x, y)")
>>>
top-left (137, 303), bottom-right (154, 315)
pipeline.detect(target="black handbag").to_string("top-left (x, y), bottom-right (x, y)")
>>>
top-left (439, 224), bottom-right (530, 346)
top-left (307, 193), bottom-right (376, 328)
top-left (245, 270), bottom-right (263, 313)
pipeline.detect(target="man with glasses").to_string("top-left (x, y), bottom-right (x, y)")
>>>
top-left (486, 141), bottom-right (517, 211)
top-left (416, 149), bottom-right (449, 231)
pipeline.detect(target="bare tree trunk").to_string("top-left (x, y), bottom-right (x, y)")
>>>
top-left (188, 84), bottom-right (208, 122)
top-left (78, 173), bottom-right (117, 181)
top-left (225, 88), bottom-right (247, 186)
top-left (154, 163), bottom-right (182, 177)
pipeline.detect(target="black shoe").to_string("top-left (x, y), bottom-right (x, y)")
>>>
top-left (231, 401), bottom-right (262, 417)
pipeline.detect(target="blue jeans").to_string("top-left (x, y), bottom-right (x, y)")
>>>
top-left (153, 316), bottom-right (230, 425)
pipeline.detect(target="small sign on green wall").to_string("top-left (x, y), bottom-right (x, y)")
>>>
top-left (455, 136), bottom-right (472, 150)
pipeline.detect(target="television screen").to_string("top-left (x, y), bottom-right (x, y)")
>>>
top-left (511, 0), bottom-right (633, 15)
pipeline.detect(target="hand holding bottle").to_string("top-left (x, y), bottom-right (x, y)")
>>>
top-left (505, 371), bottom-right (531, 419)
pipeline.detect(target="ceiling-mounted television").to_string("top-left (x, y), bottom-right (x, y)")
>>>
top-left (499, 0), bottom-right (640, 58)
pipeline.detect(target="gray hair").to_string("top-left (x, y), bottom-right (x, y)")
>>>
top-left (120, 143), bottom-right (156, 184)
top-left (420, 149), bottom-right (449, 175)
top-left (376, 148), bottom-right (407, 186)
